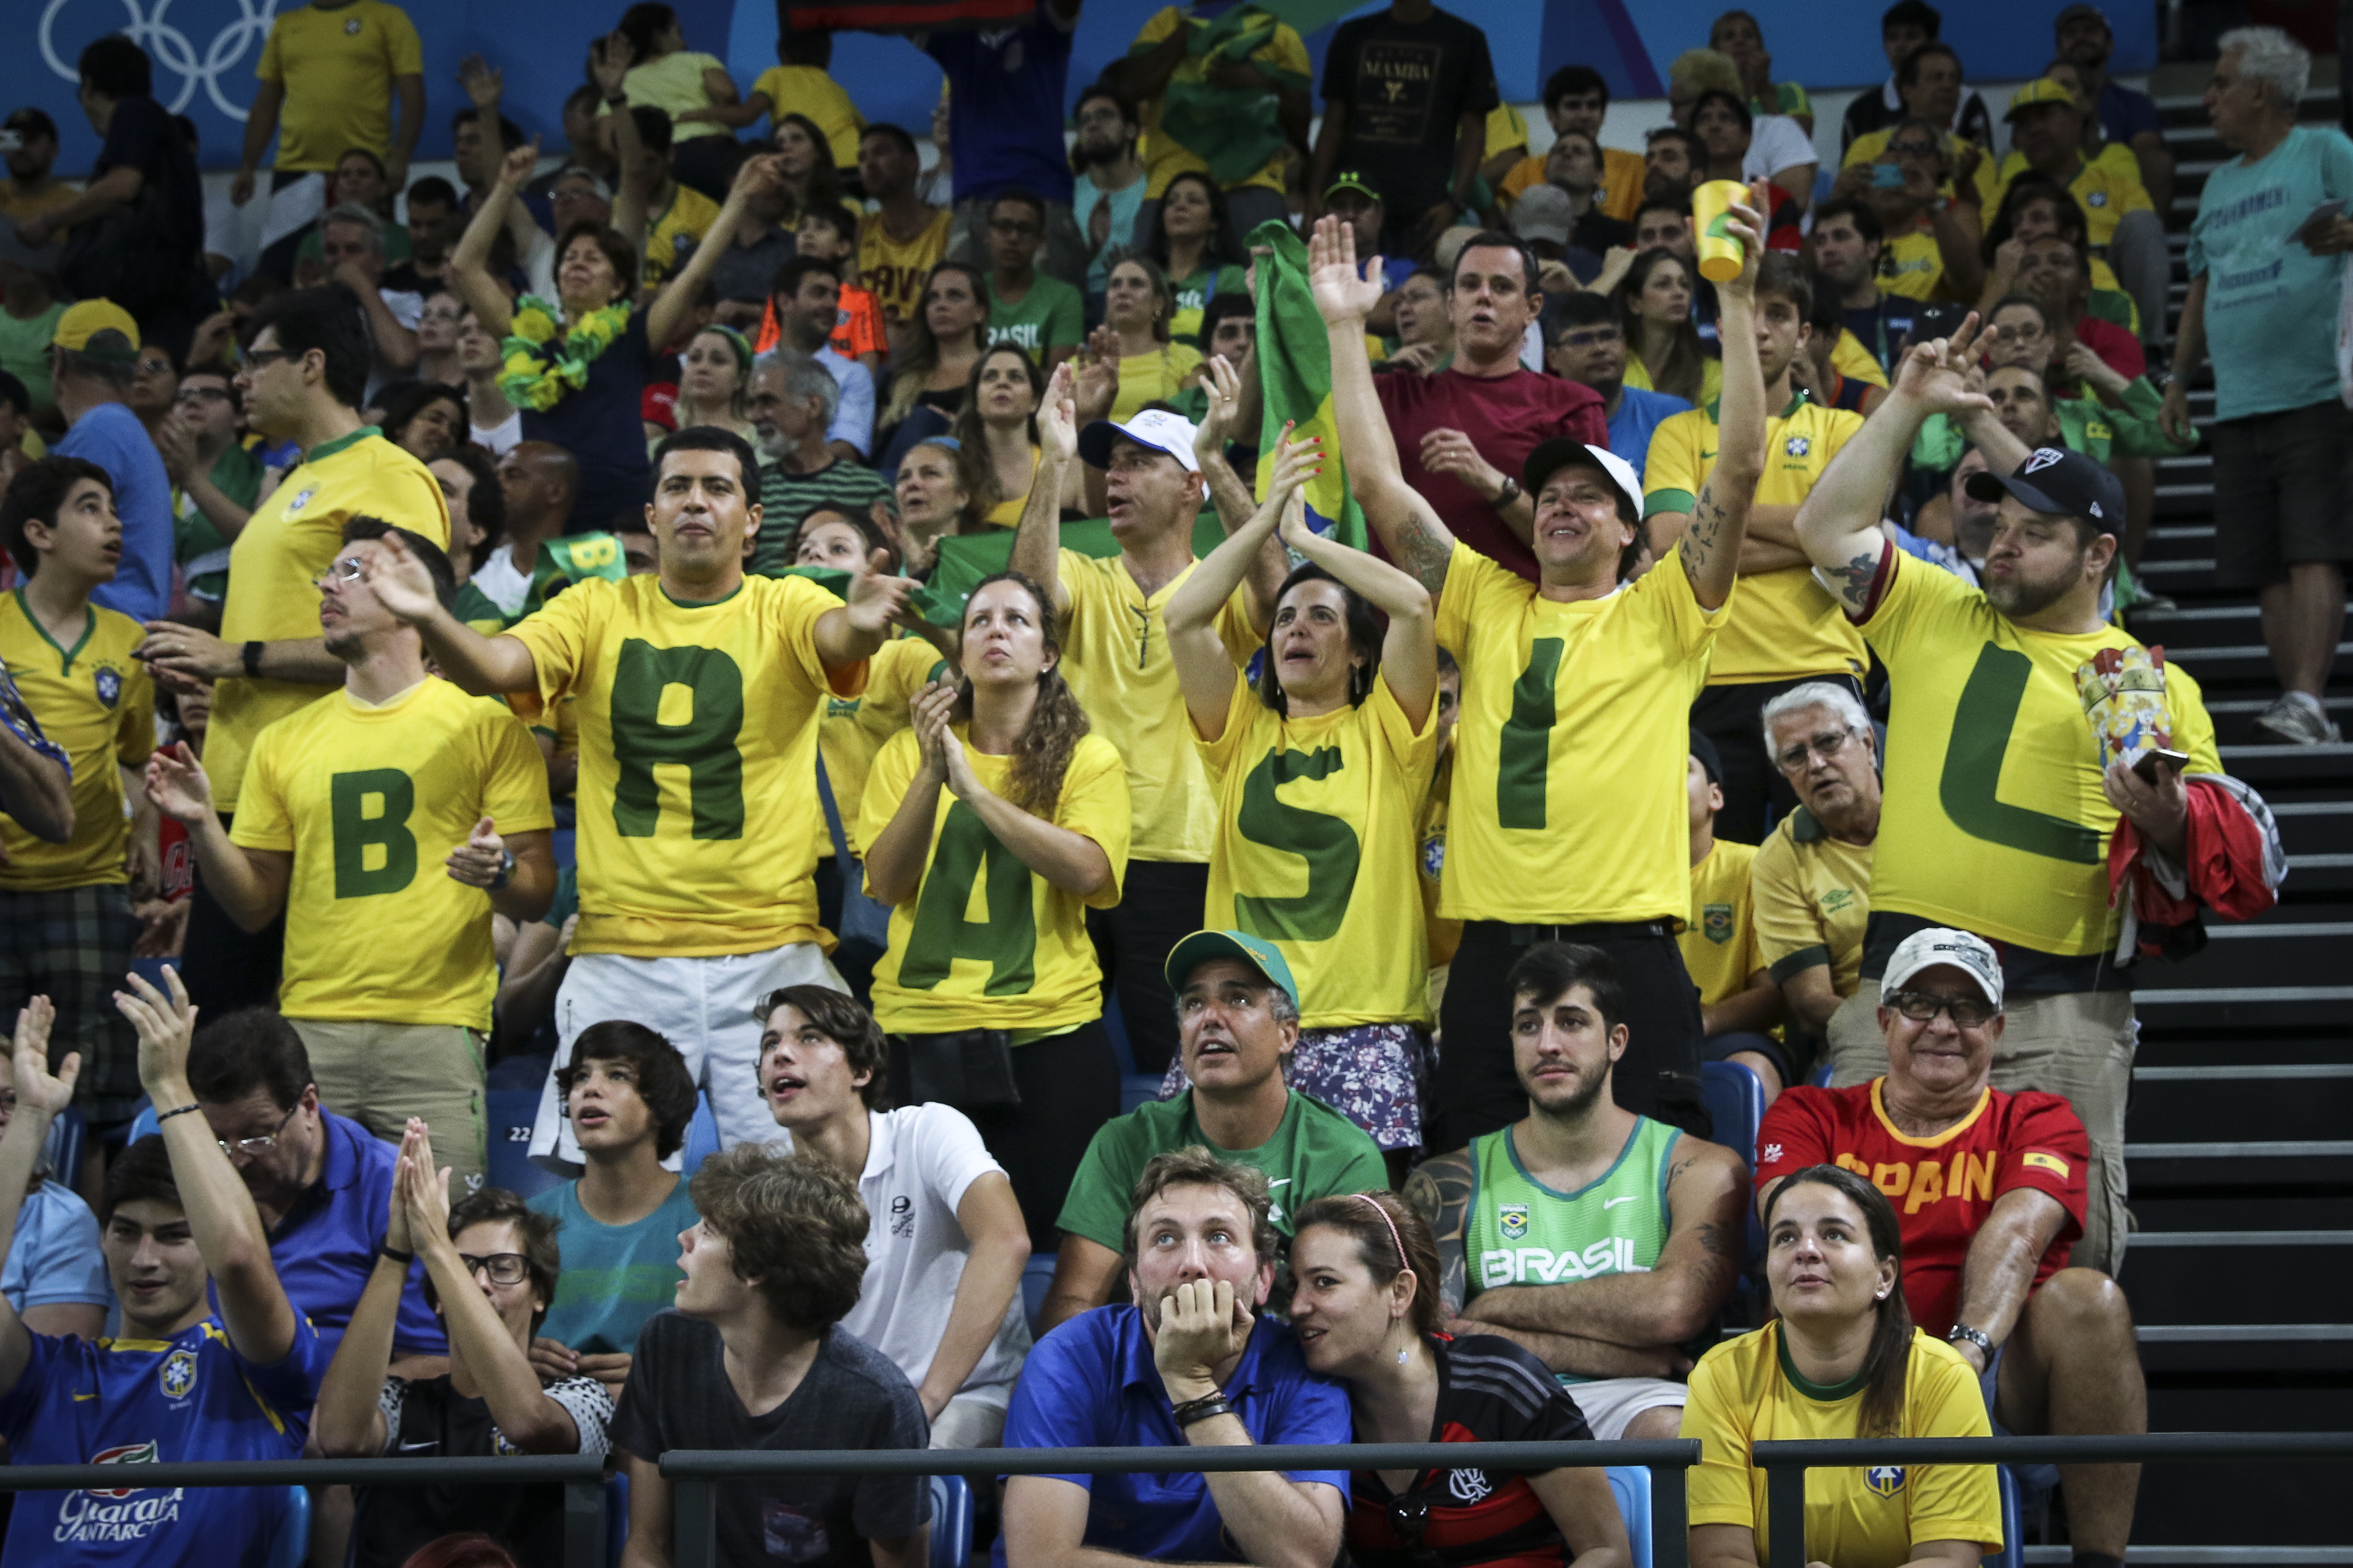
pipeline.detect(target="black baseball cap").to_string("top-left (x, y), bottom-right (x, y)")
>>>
top-left (1964, 446), bottom-right (2124, 536)
top-left (1689, 729), bottom-right (1724, 789)
top-left (4, 108), bottom-right (58, 143)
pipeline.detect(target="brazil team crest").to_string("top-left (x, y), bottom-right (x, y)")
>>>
top-left (95, 667), bottom-right (122, 709)
top-left (1498, 1204), bottom-right (1529, 1241)
top-left (1783, 435), bottom-right (1811, 458)
top-left (159, 1348), bottom-right (198, 1401)
top-left (1702, 904), bottom-right (1734, 943)
top-left (1865, 1465), bottom-right (1906, 1497)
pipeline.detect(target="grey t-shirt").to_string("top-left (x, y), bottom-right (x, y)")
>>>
top-left (611, 1313), bottom-right (930, 1566)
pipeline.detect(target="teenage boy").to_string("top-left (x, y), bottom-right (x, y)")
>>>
top-left (0, 970), bottom-right (321, 1562)
top-left (527, 1021), bottom-right (705, 1400)
top-left (1498, 66), bottom-right (1648, 222)
top-left (759, 985), bottom-right (1033, 1448)
top-left (610, 1145), bottom-right (931, 1568)
top-left (144, 520), bottom-right (555, 1189)
top-left (0, 457), bottom-right (157, 1131)
top-left (1678, 734), bottom-right (1783, 1096)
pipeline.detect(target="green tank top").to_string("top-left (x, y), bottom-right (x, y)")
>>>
top-left (1463, 1115), bottom-right (1680, 1310)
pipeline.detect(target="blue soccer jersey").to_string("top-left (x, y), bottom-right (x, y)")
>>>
top-left (0, 1314), bottom-right (321, 1562)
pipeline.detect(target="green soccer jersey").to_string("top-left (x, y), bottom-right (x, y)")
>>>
top-left (986, 271), bottom-right (1085, 360)
top-left (1057, 1088), bottom-right (1388, 1248)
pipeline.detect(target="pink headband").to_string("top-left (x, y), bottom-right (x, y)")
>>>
top-left (1353, 1193), bottom-right (1408, 1270)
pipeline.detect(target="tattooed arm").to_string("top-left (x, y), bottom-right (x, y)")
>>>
top-left (1796, 311), bottom-right (1994, 615)
top-left (1456, 1140), bottom-right (1749, 1351)
top-left (1403, 1150), bottom-right (1473, 1319)
top-left (1672, 183), bottom-right (1770, 612)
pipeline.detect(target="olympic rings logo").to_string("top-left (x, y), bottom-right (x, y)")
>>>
top-left (39, 0), bottom-right (282, 121)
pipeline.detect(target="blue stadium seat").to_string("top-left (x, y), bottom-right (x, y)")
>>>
top-left (264, 1483), bottom-right (310, 1568)
top-left (41, 1106), bottom-right (84, 1187)
top-left (1021, 1254), bottom-right (1058, 1337)
top-left (930, 1473), bottom-right (974, 1568)
top-left (1983, 1464), bottom-right (2023, 1568)
top-left (681, 1094), bottom-right (721, 1176)
top-left (1120, 1075), bottom-right (1161, 1115)
top-left (486, 1089), bottom-right (563, 1199)
top-left (1699, 1059), bottom-right (1766, 1169)
top-left (1104, 995), bottom-right (1136, 1075)
top-left (1606, 1465), bottom-right (1652, 1568)
top-left (608, 1470), bottom-right (631, 1568)
top-left (1811, 1063), bottom-right (1833, 1089)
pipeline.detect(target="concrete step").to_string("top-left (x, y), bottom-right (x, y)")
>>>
top-left (2133, 923), bottom-right (2353, 991)
top-left (2123, 1231), bottom-right (2353, 1325)
top-left (2129, 1057), bottom-right (2353, 1140)
top-left (2165, 643), bottom-right (2353, 685)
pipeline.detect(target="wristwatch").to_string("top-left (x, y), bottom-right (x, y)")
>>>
top-left (1493, 475), bottom-right (1522, 509)
top-left (241, 641), bottom-right (264, 678)
top-left (487, 848), bottom-right (518, 891)
top-left (1947, 1322), bottom-right (1994, 1360)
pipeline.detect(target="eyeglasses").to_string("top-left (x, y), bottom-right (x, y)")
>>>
top-left (238, 347), bottom-right (300, 371)
top-left (321, 555), bottom-right (368, 584)
top-left (1774, 727), bottom-right (1861, 771)
top-left (1884, 989), bottom-right (1998, 1028)
top-left (175, 386), bottom-right (232, 405)
top-left (458, 1252), bottom-right (533, 1287)
top-left (217, 1103), bottom-right (301, 1159)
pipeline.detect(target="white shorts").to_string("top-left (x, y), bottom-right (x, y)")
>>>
top-left (529, 943), bottom-right (845, 1174)
top-left (1560, 1375), bottom-right (1687, 1440)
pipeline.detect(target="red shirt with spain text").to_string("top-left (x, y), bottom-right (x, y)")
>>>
top-left (1755, 1080), bottom-right (2088, 1336)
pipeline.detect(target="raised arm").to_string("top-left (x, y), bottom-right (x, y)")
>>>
top-left (0, 1000), bottom-right (77, 1396)
top-left (450, 139), bottom-right (542, 340)
top-left (362, 532), bottom-right (542, 693)
top-left (593, 39), bottom-right (651, 258)
top-left (1008, 365), bottom-right (1079, 618)
top-left (1669, 187), bottom-right (1770, 612)
top-left (814, 548), bottom-right (915, 670)
top-left (646, 154), bottom-right (785, 352)
top-left (315, 1132), bottom-right (416, 1458)
top-left (1275, 479), bottom-right (1437, 728)
top-left (1165, 431), bottom-right (1310, 739)
top-left (1794, 314), bottom-right (1992, 614)
top-left (1192, 355), bottom-right (1287, 632)
top-left (916, 1171), bottom-right (1031, 1422)
top-left (1311, 218), bottom-right (1455, 595)
top-left (120, 969), bottom-right (298, 1365)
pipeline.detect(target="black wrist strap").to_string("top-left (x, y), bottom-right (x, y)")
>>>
top-left (155, 1102), bottom-right (202, 1124)
top-left (241, 641), bottom-right (264, 678)
top-left (377, 1242), bottom-right (416, 1266)
top-left (1171, 1390), bottom-right (1232, 1427)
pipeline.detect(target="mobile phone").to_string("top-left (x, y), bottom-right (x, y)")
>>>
top-left (2132, 747), bottom-right (2191, 783)
top-left (2297, 197), bottom-right (2345, 238)
top-left (1870, 163), bottom-right (1907, 189)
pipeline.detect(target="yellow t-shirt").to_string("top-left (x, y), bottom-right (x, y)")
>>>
top-left (858, 729), bottom-right (1131, 1033)
top-left (1877, 225), bottom-right (1970, 304)
top-left (1991, 145), bottom-right (2152, 249)
top-left (1498, 147), bottom-right (1648, 223)
top-left (1683, 1323), bottom-right (2003, 1568)
top-left (1198, 666), bottom-right (1440, 1028)
top-left (1055, 548), bottom-right (1260, 864)
top-left (1111, 344), bottom-right (1204, 422)
top-left (750, 66), bottom-right (866, 169)
top-left (1830, 329), bottom-right (1890, 391)
top-left (1416, 745), bottom-right (1459, 969)
top-left (1841, 128), bottom-right (2001, 209)
top-left (1435, 544), bottom-right (1725, 925)
top-left (1752, 805), bottom-right (1875, 998)
top-left (230, 677), bottom-right (552, 1029)
top-left (254, 0), bottom-right (425, 172)
top-left (858, 209), bottom-right (955, 326)
top-left (503, 573), bottom-right (863, 956)
top-left (0, 595), bottom-right (153, 890)
top-left (1485, 103), bottom-right (1529, 161)
top-left (1680, 836), bottom-right (1762, 1009)
top-left (1643, 394), bottom-right (1868, 685)
top-left (642, 181), bottom-right (724, 287)
top-left (624, 51), bottom-right (731, 141)
top-left (1129, 7), bottom-right (1310, 197)
top-left (1624, 354), bottom-right (1724, 409)
top-left (816, 635), bottom-right (951, 862)
top-left (1861, 550), bottom-right (2220, 957)
top-left (209, 429), bottom-right (450, 812)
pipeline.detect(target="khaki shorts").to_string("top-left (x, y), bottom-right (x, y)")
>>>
top-left (289, 1019), bottom-right (488, 1192)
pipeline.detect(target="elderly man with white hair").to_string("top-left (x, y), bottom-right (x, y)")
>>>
top-left (744, 348), bottom-right (892, 578)
top-left (1749, 680), bottom-right (1881, 1088)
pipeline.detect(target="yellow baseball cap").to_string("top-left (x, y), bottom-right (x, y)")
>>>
top-left (51, 300), bottom-right (141, 360)
top-left (2004, 77), bottom-right (2081, 121)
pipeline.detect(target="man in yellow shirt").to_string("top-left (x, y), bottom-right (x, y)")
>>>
top-left (1497, 67), bottom-right (1649, 223)
top-left (1645, 254), bottom-right (1871, 845)
top-left (1991, 77), bottom-right (2165, 342)
top-left (234, 0), bottom-right (425, 209)
top-left (0, 456), bottom-right (157, 1130)
top-left (625, 108), bottom-right (723, 288)
top-left (146, 519), bottom-right (553, 1188)
top-left (1791, 323), bottom-right (2235, 1276)
top-left (856, 126), bottom-right (954, 335)
top-left (1323, 194), bottom-right (1773, 1147)
top-left (1751, 680), bottom-right (1881, 1067)
top-left (1679, 733), bottom-right (1785, 1096)
top-left (1108, 3), bottom-right (1310, 238)
top-left (365, 428), bottom-right (915, 1172)
top-left (1827, 117), bottom-right (1988, 306)
top-left (135, 288), bottom-right (448, 1020)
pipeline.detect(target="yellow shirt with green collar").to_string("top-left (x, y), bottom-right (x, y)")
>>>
top-left (1680, 835), bottom-right (1763, 1008)
top-left (641, 182), bottom-right (724, 287)
top-left (0, 592), bottom-right (154, 889)
top-left (1642, 390), bottom-right (1868, 685)
top-left (1990, 144), bottom-right (2152, 248)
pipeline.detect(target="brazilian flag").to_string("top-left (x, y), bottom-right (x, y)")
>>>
top-left (1247, 220), bottom-right (1367, 551)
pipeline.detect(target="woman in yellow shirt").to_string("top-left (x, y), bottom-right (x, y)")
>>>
top-left (950, 345), bottom-right (1084, 526)
top-left (1683, 1166), bottom-right (2003, 1568)
top-left (612, 2), bottom-right (742, 197)
top-left (858, 571), bottom-right (1132, 1251)
top-left (1097, 258), bottom-right (1204, 424)
top-left (1617, 248), bottom-right (1721, 407)
top-left (1162, 433), bottom-right (1440, 1174)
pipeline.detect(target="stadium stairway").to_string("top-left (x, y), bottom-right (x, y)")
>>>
top-left (2037, 65), bottom-right (2353, 1564)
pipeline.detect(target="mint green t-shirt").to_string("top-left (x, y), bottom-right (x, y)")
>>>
top-left (1056, 1089), bottom-right (1389, 1247)
top-left (526, 1174), bottom-right (700, 1355)
top-left (986, 272), bottom-right (1085, 361)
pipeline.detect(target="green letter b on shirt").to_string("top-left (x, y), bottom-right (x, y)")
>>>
top-left (331, 768), bottom-right (417, 898)
top-left (610, 639), bottom-right (747, 839)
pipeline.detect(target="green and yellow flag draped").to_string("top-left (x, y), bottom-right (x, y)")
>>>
top-left (1247, 219), bottom-right (1367, 551)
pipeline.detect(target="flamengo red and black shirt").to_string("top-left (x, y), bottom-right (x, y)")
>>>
top-left (1346, 1333), bottom-right (1598, 1568)
top-left (1755, 1080), bottom-right (2089, 1337)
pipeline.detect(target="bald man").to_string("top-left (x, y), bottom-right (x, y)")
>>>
top-left (471, 442), bottom-right (582, 622)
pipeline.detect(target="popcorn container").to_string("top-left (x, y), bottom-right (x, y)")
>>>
top-left (2076, 644), bottom-right (2190, 779)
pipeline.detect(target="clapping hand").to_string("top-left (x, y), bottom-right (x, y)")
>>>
top-left (445, 816), bottom-right (511, 890)
top-left (909, 680), bottom-right (968, 793)
top-left (1307, 216), bottom-right (1385, 327)
top-left (1192, 355), bottom-right (1246, 463)
top-left (1038, 363), bottom-right (1080, 466)
top-left (11, 997), bottom-right (79, 1124)
top-left (397, 1119), bottom-right (454, 1253)
top-left (144, 742), bottom-right (216, 826)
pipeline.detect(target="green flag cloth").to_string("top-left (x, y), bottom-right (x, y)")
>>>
top-left (1150, 6), bottom-right (1305, 188)
top-left (1247, 220), bottom-right (1368, 551)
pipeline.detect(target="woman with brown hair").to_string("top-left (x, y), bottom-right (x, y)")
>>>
top-left (1098, 256), bottom-right (1204, 422)
top-left (1288, 1190), bottom-right (1631, 1568)
top-left (1682, 1165), bottom-right (2001, 1568)
top-left (1616, 247), bottom-right (1720, 407)
top-left (880, 263), bottom-right (993, 435)
top-left (950, 344), bottom-right (1085, 526)
top-left (856, 571), bottom-right (1132, 1250)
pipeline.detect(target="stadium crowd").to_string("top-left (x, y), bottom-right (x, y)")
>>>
top-left (0, 1), bottom-right (2338, 1565)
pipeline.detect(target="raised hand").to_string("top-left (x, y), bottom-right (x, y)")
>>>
top-left (358, 531), bottom-right (446, 626)
top-left (1714, 182), bottom-right (1770, 303)
top-left (383, 1119), bottom-right (425, 1255)
top-left (1889, 311), bottom-right (1993, 419)
top-left (115, 966), bottom-right (198, 1097)
top-left (497, 137), bottom-right (541, 192)
top-left (457, 54), bottom-right (504, 113)
top-left (445, 816), bottom-right (510, 889)
top-left (589, 34), bottom-right (631, 100)
top-left (144, 742), bottom-right (217, 826)
top-left (1038, 362), bottom-right (1080, 466)
top-left (400, 1119), bottom-right (454, 1249)
top-left (1071, 340), bottom-right (1118, 425)
top-left (11, 997), bottom-right (78, 1122)
top-left (1265, 423), bottom-right (1316, 509)
top-left (1308, 215), bottom-right (1385, 327)
top-left (1191, 354), bottom-right (1245, 461)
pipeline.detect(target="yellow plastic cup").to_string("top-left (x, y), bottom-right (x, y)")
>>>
top-left (1691, 179), bottom-right (1751, 284)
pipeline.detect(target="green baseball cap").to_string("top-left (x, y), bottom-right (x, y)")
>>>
top-left (1163, 929), bottom-right (1299, 1010)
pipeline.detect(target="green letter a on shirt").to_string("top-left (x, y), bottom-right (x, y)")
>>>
top-left (900, 802), bottom-right (1038, 994)
top-left (609, 639), bottom-right (746, 839)
top-left (331, 768), bottom-right (417, 897)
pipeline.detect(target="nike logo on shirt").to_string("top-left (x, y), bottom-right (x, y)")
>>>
top-left (1601, 1195), bottom-right (1638, 1210)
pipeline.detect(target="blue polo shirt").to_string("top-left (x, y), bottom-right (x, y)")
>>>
top-left (991, 1306), bottom-right (1349, 1567)
top-left (259, 1111), bottom-right (444, 1357)
top-left (1612, 384), bottom-right (1693, 477)
top-left (53, 401), bottom-right (173, 625)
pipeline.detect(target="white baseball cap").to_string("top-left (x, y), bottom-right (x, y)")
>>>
top-left (1079, 409), bottom-right (1202, 474)
top-left (1881, 927), bottom-right (2004, 1010)
top-left (1522, 438), bottom-right (1645, 522)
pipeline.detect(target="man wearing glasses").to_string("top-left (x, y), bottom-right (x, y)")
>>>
top-left (982, 190), bottom-right (1084, 369)
top-left (1755, 925), bottom-right (2147, 1568)
top-left (134, 287), bottom-right (450, 1020)
top-left (1750, 681), bottom-right (1882, 1088)
top-left (1827, 115), bottom-right (1986, 307)
top-left (144, 519), bottom-right (555, 1193)
top-left (153, 365), bottom-right (266, 613)
top-left (1544, 292), bottom-right (1689, 474)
